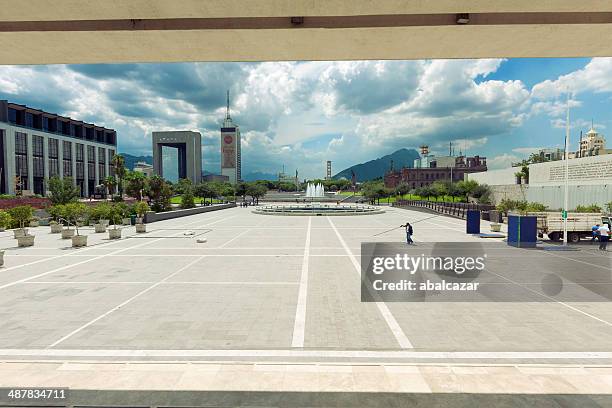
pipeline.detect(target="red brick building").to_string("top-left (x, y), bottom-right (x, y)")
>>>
top-left (384, 156), bottom-right (487, 188)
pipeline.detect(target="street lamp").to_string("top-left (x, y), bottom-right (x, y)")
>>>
top-left (563, 92), bottom-right (570, 246)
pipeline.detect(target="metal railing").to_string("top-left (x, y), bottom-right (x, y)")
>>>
top-left (392, 200), bottom-right (495, 219)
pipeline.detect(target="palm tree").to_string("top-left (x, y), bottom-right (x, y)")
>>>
top-left (103, 176), bottom-right (117, 198)
top-left (110, 154), bottom-right (127, 197)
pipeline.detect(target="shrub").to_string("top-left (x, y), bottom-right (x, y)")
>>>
top-left (0, 210), bottom-right (12, 229)
top-left (134, 201), bottom-right (150, 218)
top-left (63, 203), bottom-right (88, 234)
top-left (88, 203), bottom-right (111, 223)
top-left (48, 204), bottom-right (65, 222)
top-left (575, 204), bottom-right (602, 213)
top-left (526, 202), bottom-right (548, 212)
top-left (8, 205), bottom-right (34, 229)
top-left (606, 202), bottom-right (612, 214)
top-left (108, 204), bottom-right (124, 228)
top-left (180, 188), bottom-right (196, 209)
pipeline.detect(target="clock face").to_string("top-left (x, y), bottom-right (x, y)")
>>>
top-left (224, 135), bottom-right (233, 144)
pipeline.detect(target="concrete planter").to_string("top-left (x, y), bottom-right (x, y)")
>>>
top-left (17, 234), bottom-right (35, 247)
top-left (61, 229), bottom-right (75, 239)
top-left (490, 223), bottom-right (502, 232)
top-left (122, 217), bottom-right (131, 225)
top-left (71, 235), bottom-right (87, 247)
top-left (0, 250), bottom-right (4, 266)
top-left (50, 224), bottom-right (63, 233)
top-left (13, 228), bottom-right (28, 238)
top-left (108, 228), bottom-right (122, 239)
top-left (136, 217), bottom-right (144, 224)
top-left (94, 223), bottom-right (107, 233)
top-left (29, 220), bottom-right (39, 227)
top-left (135, 224), bottom-right (146, 233)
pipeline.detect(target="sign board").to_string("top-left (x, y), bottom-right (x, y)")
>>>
top-left (221, 132), bottom-right (236, 168)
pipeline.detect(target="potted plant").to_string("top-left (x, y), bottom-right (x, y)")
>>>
top-left (9, 205), bottom-right (35, 246)
top-left (0, 210), bottom-right (12, 232)
top-left (90, 202), bottom-right (110, 233)
top-left (116, 202), bottom-right (131, 225)
top-left (29, 216), bottom-right (40, 227)
top-left (48, 204), bottom-right (65, 233)
top-left (63, 203), bottom-right (88, 247)
top-left (134, 201), bottom-right (150, 233)
top-left (490, 223), bottom-right (502, 232)
top-left (108, 204), bottom-right (122, 240)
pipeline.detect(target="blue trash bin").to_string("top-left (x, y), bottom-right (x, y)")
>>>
top-left (466, 210), bottom-right (481, 234)
top-left (507, 215), bottom-right (537, 248)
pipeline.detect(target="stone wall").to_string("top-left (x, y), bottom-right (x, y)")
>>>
top-left (144, 203), bottom-right (235, 223)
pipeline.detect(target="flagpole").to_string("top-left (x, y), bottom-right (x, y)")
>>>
top-left (563, 92), bottom-right (570, 246)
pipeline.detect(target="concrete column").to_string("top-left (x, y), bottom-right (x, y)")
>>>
top-left (43, 135), bottom-right (49, 195)
top-left (94, 146), bottom-right (100, 186)
top-left (71, 141), bottom-right (77, 187)
top-left (4, 128), bottom-right (15, 195)
top-left (83, 144), bottom-right (89, 197)
top-left (26, 133), bottom-right (33, 192)
top-left (105, 149), bottom-right (110, 180)
top-left (57, 139), bottom-right (63, 179)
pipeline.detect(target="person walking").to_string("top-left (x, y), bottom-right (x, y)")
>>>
top-left (591, 224), bottom-right (600, 244)
top-left (598, 223), bottom-right (610, 251)
top-left (400, 222), bottom-right (414, 244)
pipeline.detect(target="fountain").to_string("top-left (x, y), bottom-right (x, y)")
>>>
top-left (305, 182), bottom-right (325, 198)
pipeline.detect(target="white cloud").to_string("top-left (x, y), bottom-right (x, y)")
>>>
top-left (488, 153), bottom-right (520, 169)
top-left (531, 58), bottom-right (612, 99)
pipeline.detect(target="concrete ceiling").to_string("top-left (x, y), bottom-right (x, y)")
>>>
top-left (0, 1), bottom-right (611, 64)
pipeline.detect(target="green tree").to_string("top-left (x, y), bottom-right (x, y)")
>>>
top-left (180, 180), bottom-right (196, 209)
top-left (246, 182), bottom-right (267, 204)
top-left (456, 179), bottom-right (478, 202)
top-left (47, 176), bottom-right (80, 205)
top-left (102, 176), bottom-right (117, 197)
top-left (124, 171), bottom-right (148, 200)
top-left (149, 175), bottom-right (172, 212)
top-left (63, 202), bottom-right (87, 235)
top-left (110, 154), bottom-right (127, 197)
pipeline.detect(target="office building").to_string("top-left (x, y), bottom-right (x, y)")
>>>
top-left (220, 91), bottom-right (241, 184)
top-left (0, 100), bottom-right (117, 196)
top-left (133, 161), bottom-right (154, 177)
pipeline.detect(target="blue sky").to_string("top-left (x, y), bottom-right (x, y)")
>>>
top-left (0, 58), bottom-right (611, 180)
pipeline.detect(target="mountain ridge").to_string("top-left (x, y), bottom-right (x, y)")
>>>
top-left (333, 148), bottom-right (420, 182)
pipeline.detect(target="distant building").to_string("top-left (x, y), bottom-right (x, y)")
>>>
top-left (537, 148), bottom-right (564, 162)
top-left (133, 161), bottom-right (153, 177)
top-left (220, 91), bottom-right (241, 184)
top-left (203, 174), bottom-right (229, 183)
top-left (0, 100), bottom-right (117, 196)
top-left (385, 155), bottom-right (487, 188)
top-left (578, 126), bottom-right (608, 157)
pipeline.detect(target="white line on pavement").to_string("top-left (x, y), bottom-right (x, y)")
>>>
top-left (47, 255), bottom-right (207, 348)
top-left (0, 214), bottom-right (235, 291)
top-left (1, 349), bottom-right (611, 360)
top-left (326, 216), bottom-right (413, 349)
top-left (292, 217), bottom-right (312, 348)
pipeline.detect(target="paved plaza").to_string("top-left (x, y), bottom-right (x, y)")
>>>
top-left (0, 206), bottom-right (612, 400)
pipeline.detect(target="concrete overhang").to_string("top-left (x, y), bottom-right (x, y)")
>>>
top-left (0, 1), bottom-right (611, 64)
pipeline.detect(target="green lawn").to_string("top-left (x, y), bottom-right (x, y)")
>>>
top-left (384, 194), bottom-right (466, 204)
top-left (337, 191), bottom-right (362, 196)
top-left (170, 196), bottom-right (224, 205)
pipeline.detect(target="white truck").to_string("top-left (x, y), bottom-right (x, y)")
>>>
top-left (532, 212), bottom-right (612, 242)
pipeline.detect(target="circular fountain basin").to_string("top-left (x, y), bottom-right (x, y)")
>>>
top-left (253, 203), bottom-right (384, 216)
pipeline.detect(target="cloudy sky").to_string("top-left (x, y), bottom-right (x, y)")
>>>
top-left (1, 57), bottom-right (611, 180)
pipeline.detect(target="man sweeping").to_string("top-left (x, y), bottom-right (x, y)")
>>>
top-left (400, 222), bottom-right (414, 244)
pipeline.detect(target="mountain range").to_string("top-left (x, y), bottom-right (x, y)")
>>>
top-left (333, 148), bottom-right (420, 182)
top-left (120, 148), bottom-right (421, 183)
